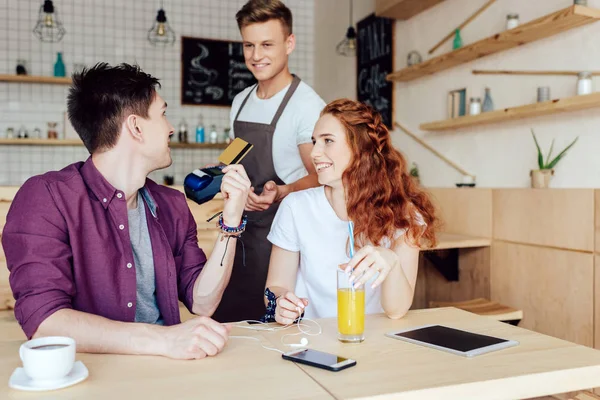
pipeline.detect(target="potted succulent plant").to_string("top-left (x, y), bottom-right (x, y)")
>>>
top-left (530, 129), bottom-right (578, 189)
top-left (410, 162), bottom-right (420, 185)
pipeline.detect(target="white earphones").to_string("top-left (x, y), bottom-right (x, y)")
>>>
top-left (230, 317), bottom-right (321, 353)
top-left (288, 337), bottom-right (309, 347)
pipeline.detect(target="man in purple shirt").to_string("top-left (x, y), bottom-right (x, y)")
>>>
top-left (1, 63), bottom-right (251, 360)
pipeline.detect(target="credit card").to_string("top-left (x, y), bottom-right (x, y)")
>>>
top-left (218, 137), bottom-right (253, 165)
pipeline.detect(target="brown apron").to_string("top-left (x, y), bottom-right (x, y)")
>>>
top-left (212, 75), bottom-right (302, 323)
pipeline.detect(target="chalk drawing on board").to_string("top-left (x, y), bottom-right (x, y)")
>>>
top-left (188, 44), bottom-right (218, 88)
top-left (206, 86), bottom-right (224, 100)
top-left (358, 64), bottom-right (390, 115)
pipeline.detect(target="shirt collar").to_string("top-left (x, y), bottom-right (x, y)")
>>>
top-left (80, 157), bottom-right (118, 210)
top-left (80, 157), bottom-right (158, 218)
top-left (140, 184), bottom-right (158, 218)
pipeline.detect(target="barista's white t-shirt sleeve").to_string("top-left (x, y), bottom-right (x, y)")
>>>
top-left (267, 197), bottom-right (300, 252)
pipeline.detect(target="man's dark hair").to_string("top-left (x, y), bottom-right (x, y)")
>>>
top-left (236, 0), bottom-right (293, 36)
top-left (67, 63), bottom-right (160, 153)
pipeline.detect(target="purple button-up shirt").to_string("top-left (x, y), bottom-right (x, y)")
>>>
top-left (2, 158), bottom-right (207, 339)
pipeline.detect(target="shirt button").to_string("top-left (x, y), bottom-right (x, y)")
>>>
top-left (117, 193), bottom-right (123, 199)
top-left (127, 302), bottom-right (133, 308)
top-left (102, 198), bottom-right (107, 203)
top-left (127, 263), bottom-right (132, 269)
top-left (119, 224), bottom-right (125, 230)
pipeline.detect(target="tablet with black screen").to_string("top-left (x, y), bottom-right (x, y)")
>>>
top-left (385, 324), bottom-right (519, 357)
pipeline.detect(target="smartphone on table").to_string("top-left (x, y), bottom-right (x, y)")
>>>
top-left (282, 348), bottom-right (356, 372)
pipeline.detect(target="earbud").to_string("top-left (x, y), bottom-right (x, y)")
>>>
top-left (288, 337), bottom-right (309, 347)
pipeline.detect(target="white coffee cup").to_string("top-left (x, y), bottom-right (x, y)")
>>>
top-left (19, 336), bottom-right (76, 382)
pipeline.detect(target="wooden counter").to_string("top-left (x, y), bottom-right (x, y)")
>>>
top-left (3, 308), bottom-right (600, 399)
top-left (261, 308), bottom-right (600, 400)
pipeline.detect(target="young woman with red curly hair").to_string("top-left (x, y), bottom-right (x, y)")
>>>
top-left (263, 99), bottom-right (437, 324)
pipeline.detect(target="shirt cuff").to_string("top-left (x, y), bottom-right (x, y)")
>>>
top-left (16, 294), bottom-right (72, 339)
top-left (182, 266), bottom-right (204, 314)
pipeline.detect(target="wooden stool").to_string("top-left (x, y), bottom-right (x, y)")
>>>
top-left (429, 298), bottom-right (523, 325)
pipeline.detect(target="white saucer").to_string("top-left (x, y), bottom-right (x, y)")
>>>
top-left (9, 361), bottom-right (89, 391)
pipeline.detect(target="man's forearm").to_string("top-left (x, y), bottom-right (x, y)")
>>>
top-left (279, 172), bottom-right (319, 200)
top-left (191, 232), bottom-right (237, 315)
top-left (34, 308), bottom-right (166, 356)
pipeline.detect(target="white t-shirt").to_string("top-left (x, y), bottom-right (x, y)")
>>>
top-left (230, 80), bottom-right (326, 184)
top-left (267, 186), bottom-right (386, 319)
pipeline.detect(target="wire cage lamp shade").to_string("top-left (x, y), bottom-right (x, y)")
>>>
top-left (33, 0), bottom-right (66, 43)
top-left (336, 0), bottom-right (356, 56)
top-left (148, 1), bottom-right (176, 46)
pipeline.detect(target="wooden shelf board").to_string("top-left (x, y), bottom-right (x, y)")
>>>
top-left (420, 92), bottom-right (600, 131)
top-left (0, 139), bottom-right (227, 149)
top-left (0, 74), bottom-right (72, 84)
top-left (169, 142), bottom-right (227, 149)
top-left (387, 5), bottom-right (600, 82)
top-left (432, 232), bottom-right (491, 250)
top-left (0, 139), bottom-right (82, 146)
top-left (375, 0), bottom-right (446, 20)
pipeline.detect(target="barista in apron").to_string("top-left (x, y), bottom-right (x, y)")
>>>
top-left (211, 77), bottom-right (300, 322)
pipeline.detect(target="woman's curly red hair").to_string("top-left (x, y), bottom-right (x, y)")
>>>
top-left (322, 99), bottom-right (437, 248)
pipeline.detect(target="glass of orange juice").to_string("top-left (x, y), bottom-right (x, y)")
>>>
top-left (337, 268), bottom-right (365, 343)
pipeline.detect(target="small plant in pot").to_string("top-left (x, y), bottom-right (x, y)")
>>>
top-left (410, 162), bottom-right (420, 185)
top-left (530, 129), bottom-right (578, 189)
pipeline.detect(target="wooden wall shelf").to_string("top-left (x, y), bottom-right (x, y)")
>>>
top-left (420, 92), bottom-right (600, 131)
top-left (0, 139), bottom-right (82, 146)
top-left (0, 138), bottom-right (227, 149)
top-left (0, 74), bottom-right (72, 85)
top-left (375, 0), bottom-right (446, 20)
top-left (387, 5), bottom-right (600, 82)
top-left (171, 143), bottom-right (227, 149)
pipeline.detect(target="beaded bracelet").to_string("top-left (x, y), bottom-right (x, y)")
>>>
top-left (259, 288), bottom-right (277, 323)
top-left (217, 213), bottom-right (247, 239)
top-left (259, 288), bottom-right (305, 324)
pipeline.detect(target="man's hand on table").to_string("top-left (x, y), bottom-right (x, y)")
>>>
top-left (161, 316), bottom-right (232, 360)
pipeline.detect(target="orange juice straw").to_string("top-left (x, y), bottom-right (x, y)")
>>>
top-left (348, 221), bottom-right (355, 292)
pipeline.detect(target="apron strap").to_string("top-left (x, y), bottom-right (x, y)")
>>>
top-left (270, 75), bottom-right (301, 127)
top-left (233, 83), bottom-right (258, 122)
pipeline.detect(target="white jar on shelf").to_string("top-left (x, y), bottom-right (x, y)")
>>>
top-left (469, 97), bottom-right (481, 115)
top-left (576, 71), bottom-right (593, 95)
top-left (506, 14), bottom-right (519, 30)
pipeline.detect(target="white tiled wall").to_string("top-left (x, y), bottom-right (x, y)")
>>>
top-left (0, 0), bottom-right (315, 186)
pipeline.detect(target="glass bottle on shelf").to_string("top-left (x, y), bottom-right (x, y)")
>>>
top-left (6, 127), bottom-right (15, 139)
top-left (195, 115), bottom-right (205, 143)
top-left (452, 29), bottom-right (463, 50)
top-left (47, 122), bottom-right (58, 139)
top-left (54, 52), bottom-right (66, 77)
top-left (209, 124), bottom-right (218, 144)
top-left (178, 119), bottom-right (188, 143)
top-left (482, 88), bottom-right (494, 112)
top-left (18, 126), bottom-right (30, 138)
top-left (222, 128), bottom-right (232, 144)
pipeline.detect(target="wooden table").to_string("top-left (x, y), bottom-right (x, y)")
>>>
top-left (0, 313), bottom-right (331, 400)
top-left (261, 308), bottom-right (600, 400)
top-left (3, 307), bottom-right (600, 399)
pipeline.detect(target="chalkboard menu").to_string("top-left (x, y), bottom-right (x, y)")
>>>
top-left (356, 14), bottom-right (394, 128)
top-left (181, 36), bottom-right (256, 106)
